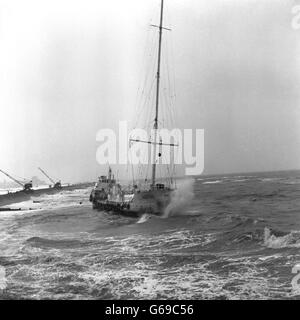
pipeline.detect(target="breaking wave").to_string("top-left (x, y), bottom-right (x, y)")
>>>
top-left (137, 214), bottom-right (152, 224)
top-left (264, 227), bottom-right (300, 249)
top-left (202, 180), bottom-right (222, 184)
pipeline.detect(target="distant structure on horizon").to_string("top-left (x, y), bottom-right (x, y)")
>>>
top-left (0, 176), bottom-right (46, 189)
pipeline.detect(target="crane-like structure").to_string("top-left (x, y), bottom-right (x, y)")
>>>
top-left (0, 169), bottom-right (32, 191)
top-left (38, 167), bottom-right (61, 189)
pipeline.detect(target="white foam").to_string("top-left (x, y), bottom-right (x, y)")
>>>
top-left (137, 214), bottom-right (152, 224)
top-left (202, 180), bottom-right (222, 184)
top-left (260, 178), bottom-right (280, 182)
top-left (264, 227), bottom-right (300, 249)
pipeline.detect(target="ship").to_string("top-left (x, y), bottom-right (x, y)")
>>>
top-left (90, 0), bottom-right (178, 217)
top-left (89, 167), bottom-right (117, 204)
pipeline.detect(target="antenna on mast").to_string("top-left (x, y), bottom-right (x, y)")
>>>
top-left (151, 0), bottom-right (164, 188)
top-left (129, 0), bottom-right (176, 189)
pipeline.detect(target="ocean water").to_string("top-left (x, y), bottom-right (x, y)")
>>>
top-left (0, 170), bottom-right (300, 300)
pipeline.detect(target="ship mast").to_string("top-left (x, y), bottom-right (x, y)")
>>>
top-left (151, 0), bottom-right (164, 188)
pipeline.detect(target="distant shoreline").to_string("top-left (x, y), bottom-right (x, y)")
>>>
top-left (0, 182), bottom-right (93, 208)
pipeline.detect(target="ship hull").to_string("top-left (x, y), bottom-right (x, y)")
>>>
top-left (92, 200), bottom-right (142, 217)
top-left (92, 188), bottom-right (173, 217)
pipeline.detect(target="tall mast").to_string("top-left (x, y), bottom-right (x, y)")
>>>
top-left (151, 0), bottom-right (164, 187)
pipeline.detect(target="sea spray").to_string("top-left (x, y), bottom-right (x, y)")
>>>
top-left (163, 179), bottom-right (194, 218)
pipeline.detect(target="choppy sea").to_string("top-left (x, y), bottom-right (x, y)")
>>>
top-left (0, 170), bottom-right (300, 299)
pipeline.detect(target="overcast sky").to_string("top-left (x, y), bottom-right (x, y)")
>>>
top-left (0, 0), bottom-right (300, 183)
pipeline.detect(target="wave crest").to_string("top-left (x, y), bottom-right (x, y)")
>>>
top-left (264, 227), bottom-right (300, 249)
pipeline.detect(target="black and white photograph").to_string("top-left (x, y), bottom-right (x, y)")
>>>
top-left (0, 0), bottom-right (300, 301)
